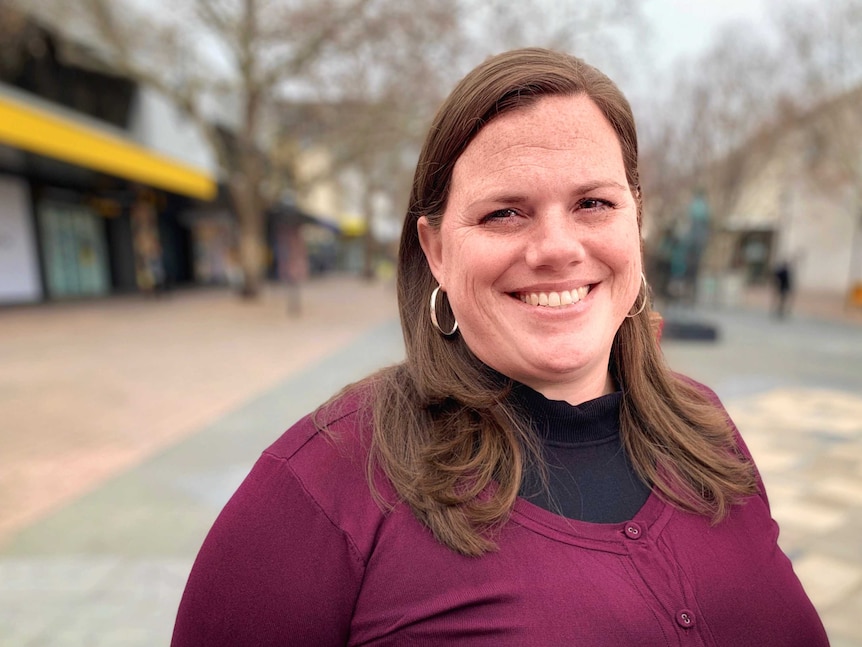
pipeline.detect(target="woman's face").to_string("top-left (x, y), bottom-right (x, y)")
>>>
top-left (418, 94), bottom-right (642, 404)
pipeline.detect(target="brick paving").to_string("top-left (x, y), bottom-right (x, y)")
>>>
top-left (0, 275), bottom-right (398, 545)
top-left (724, 388), bottom-right (862, 645)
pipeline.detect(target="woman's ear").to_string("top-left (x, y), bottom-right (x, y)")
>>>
top-left (417, 216), bottom-right (444, 286)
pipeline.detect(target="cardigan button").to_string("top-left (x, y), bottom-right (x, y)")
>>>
top-left (676, 610), bottom-right (695, 628)
top-left (624, 522), bottom-right (643, 539)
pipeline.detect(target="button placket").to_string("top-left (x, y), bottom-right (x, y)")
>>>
top-left (621, 521), bottom-right (697, 635)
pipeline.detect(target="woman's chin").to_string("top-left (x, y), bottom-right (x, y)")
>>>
top-left (506, 356), bottom-right (604, 389)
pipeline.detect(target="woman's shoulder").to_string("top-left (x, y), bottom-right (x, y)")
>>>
top-left (264, 384), bottom-right (372, 463)
top-left (258, 384), bottom-right (392, 540)
top-left (670, 372), bottom-right (766, 490)
top-left (671, 373), bottom-right (745, 430)
top-left (670, 372), bottom-right (723, 404)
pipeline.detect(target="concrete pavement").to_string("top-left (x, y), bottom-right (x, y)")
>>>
top-left (1, 279), bottom-right (860, 645)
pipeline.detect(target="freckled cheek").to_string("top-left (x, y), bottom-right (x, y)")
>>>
top-left (593, 237), bottom-right (638, 271)
top-left (445, 244), bottom-right (510, 315)
top-left (442, 240), bottom-right (483, 292)
top-left (607, 224), bottom-right (642, 264)
top-left (597, 233), bottom-right (642, 299)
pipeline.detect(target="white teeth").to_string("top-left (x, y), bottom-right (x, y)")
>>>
top-left (519, 286), bottom-right (591, 308)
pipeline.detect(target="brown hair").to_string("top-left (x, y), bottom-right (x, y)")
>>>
top-left (345, 48), bottom-right (755, 556)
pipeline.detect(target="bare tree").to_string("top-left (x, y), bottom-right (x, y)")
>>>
top-left (644, 22), bottom-right (787, 221)
top-left (635, 19), bottom-right (797, 304)
top-left (277, 0), bottom-right (648, 280)
top-left (0, 1), bottom-right (31, 76)
top-left (459, 0), bottom-right (646, 83)
top-left (285, 2), bottom-right (462, 279)
top-left (25, 0), bottom-right (464, 297)
top-left (772, 0), bottom-right (862, 293)
top-left (638, 0), bottom-right (862, 302)
top-left (772, 0), bottom-right (862, 188)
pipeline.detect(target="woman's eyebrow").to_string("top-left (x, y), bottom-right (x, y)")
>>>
top-left (573, 180), bottom-right (629, 193)
top-left (476, 180), bottom-right (628, 205)
top-left (474, 193), bottom-right (530, 205)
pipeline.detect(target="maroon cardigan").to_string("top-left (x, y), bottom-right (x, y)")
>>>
top-left (172, 386), bottom-right (828, 646)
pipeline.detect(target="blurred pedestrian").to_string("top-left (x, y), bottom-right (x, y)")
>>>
top-left (774, 259), bottom-right (794, 318)
top-left (172, 48), bottom-right (827, 646)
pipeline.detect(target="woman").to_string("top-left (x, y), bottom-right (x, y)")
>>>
top-left (172, 48), bottom-right (827, 646)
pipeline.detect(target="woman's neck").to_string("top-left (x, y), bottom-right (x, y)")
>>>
top-left (522, 370), bottom-right (616, 406)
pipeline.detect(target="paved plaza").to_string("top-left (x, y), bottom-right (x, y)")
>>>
top-left (661, 305), bottom-right (862, 646)
top-left (0, 276), bottom-right (860, 646)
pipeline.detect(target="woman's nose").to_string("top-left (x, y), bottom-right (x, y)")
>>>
top-left (524, 211), bottom-right (586, 270)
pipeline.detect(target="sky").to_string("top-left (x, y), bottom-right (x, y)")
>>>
top-left (121, 0), bottom-right (785, 90)
top-left (642, 0), bottom-right (772, 70)
top-left (615, 0), bottom-right (796, 119)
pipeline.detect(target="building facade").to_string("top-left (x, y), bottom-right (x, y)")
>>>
top-left (0, 13), bottom-right (219, 305)
top-left (646, 87), bottom-right (862, 306)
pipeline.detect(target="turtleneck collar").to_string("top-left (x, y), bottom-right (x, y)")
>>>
top-left (509, 382), bottom-right (622, 444)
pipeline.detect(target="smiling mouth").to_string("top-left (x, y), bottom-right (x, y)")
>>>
top-left (514, 285), bottom-right (592, 307)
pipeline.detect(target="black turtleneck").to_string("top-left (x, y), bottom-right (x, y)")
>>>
top-left (513, 383), bottom-right (652, 523)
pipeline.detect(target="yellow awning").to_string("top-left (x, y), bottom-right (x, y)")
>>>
top-left (0, 94), bottom-right (217, 201)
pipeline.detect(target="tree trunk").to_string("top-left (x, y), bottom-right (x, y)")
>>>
top-left (361, 182), bottom-right (376, 281)
top-left (230, 179), bottom-right (266, 298)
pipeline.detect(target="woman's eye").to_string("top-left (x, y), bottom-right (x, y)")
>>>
top-left (482, 208), bottom-right (519, 222)
top-left (579, 198), bottom-right (613, 211)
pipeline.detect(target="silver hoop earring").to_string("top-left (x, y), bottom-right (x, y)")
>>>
top-left (626, 273), bottom-right (649, 318)
top-left (430, 285), bottom-right (459, 336)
